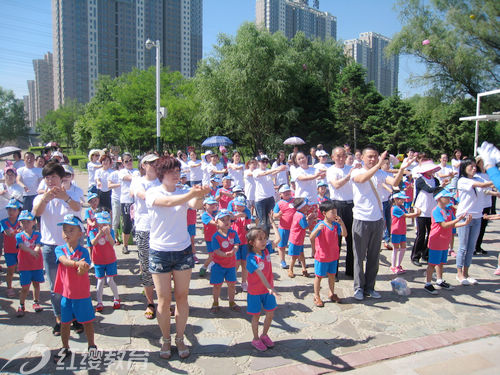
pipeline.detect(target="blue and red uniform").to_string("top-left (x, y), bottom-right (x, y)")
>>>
top-left (246, 243), bottom-right (277, 314)
top-left (313, 221), bottom-right (341, 277)
top-left (210, 229), bottom-right (240, 285)
top-left (287, 211), bottom-right (308, 256)
top-left (201, 210), bottom-right (218, 252)
top-left (273, 198), bottom-right (295, 248)
top-left (427, 206), bottom-right (455, 265)
top-left (89, 228), bottom-right (117, 278)
top-left (16, 231), bottom-right (44, 286)
top-left (1, 218), bottom-right (20, 267)
top-left (391, 205), bottom-right (408, 244)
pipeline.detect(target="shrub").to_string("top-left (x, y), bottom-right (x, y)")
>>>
top-left (68, 155), bottom-right (87, 167)
top-left (78, 159), bottom-right (88, 170)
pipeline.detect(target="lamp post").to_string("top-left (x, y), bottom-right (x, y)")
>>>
top-left (145, 38), bottom-right (163, 153)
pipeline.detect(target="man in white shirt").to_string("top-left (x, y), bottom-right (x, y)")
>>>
top-left (351, 146), bottom-right (414, 301)
top-left (436, 153), bottom-right (455, 184)
top-left (327, 147), bottom-right (361, 277)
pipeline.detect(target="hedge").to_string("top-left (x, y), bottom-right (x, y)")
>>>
top-left (68, 155), bottom-right (87, 167)
top-left (78, 159), bottom-right (88, 170)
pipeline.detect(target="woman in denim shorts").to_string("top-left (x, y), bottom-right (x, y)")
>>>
top-left (145, 156), bottom-right (209, 360)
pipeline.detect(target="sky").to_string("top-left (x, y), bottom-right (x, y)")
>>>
top-left (0, 0), bottom-right (427, 99)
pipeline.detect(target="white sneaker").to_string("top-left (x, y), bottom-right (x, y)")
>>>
top-left (456, 276), bottom-right (470, 286)
top-left (466, 277), bottom-right (478, 285)
top-left (353, 289), bottom-right (364, 301)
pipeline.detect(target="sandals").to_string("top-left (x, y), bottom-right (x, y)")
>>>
top-left (313, 296), bottom-right (324, 307)
top-left (302, 270), bottom-right (310, 278)
top-left (175, 336), bottom-right (190, 359)
top-left (113, 299), bottom-right (121, 310)
top-left (229, 301), bottom-right (241, 312)
top-left (288, 270), bottom-right (295, 278)
top-left (33, 302), bottom-right (43, 312)
top-left (145, 304), bottom-right (156, 319)
top-left (96, 303), bottom-right (104, 312)
top-left (210, 303), bottom-right (220, 314)
top-left (159, 336), bottom-right (171, 359)
top-left (329, 293), bottom-right (342, 303)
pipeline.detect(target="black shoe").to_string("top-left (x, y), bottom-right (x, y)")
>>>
top-left (411, 260), bottom-right (422, 267)
top-left (474, 249), bottom-right (488, 255)
top-left (88, 345), bottom-right (99, 360)
top-left (480, 249), bottom-right (488, 255)
top-left (53, 347), bottom-right (71, 363)
top-left (344, 273), bottom-right (354, 279)
top-left (436, 280), bottom-right (454, 290)
top-left (421, 259), bottom-right (428, 265)
top-left (52, 323), bottom-right (61, 336)
top-left (72, 320), bottom-right (84, 334)
top-left (424, 284), bottom-right (438, 295)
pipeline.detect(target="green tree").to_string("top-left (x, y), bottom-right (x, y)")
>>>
top-left (0, 87), bottom-right (28, 145)
top-left (388, 0), bottom-right (500, 98)
top-left (332, 63), bottom-right (383, 149)
top-left (36, 100), bottom-right (83, 147)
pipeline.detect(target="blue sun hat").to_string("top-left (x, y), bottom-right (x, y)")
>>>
top-left (233, 196), bottom-right (247, 207)
top-left (215, 209), bottom-right (232, 221)
top-left (203, 197), bottom-right (217, 205)
top-left (317, 181), bottom-right (328, 188)
top-left (210, 176), bottom-right (221, 183)
top-left (96, 211), bottom-right (112, 224)
top-left (87, 192), bottom-right (98, 202)
top-left (57, 214), bottom-right (83, 228)
top-left (434, 189), bottom-right (454, 200)
top-left (5, 198), bottom-right (23, 209)
top-left (279, 184), bottom-right (292, 193)
top-left (233, 185), bottom-right (244, 193)
top-left (18, 210), bottom-right (35, 221)
top-left (393, 191), bottom-right (409, 200)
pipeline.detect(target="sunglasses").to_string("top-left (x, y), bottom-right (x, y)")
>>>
top-left (124, 159), bottom-right (133, 163)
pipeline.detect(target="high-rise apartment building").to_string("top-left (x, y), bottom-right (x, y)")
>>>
top-left (344, 32), bottom-right (399, 97)
top-left (52, 0), bottom-right (202, 108)
top-left (32, 52), bottom-right (54, 124)
top-left (26, 80), bottom-right (36, 127)
top-left (256, 0), bottom-right (336, 41)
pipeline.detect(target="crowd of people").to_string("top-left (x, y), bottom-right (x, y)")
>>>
top-left (1, 141), bottom-right (499, 360)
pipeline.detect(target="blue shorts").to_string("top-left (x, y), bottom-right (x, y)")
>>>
top-left (188, 224), bottom-right (196, 237)
top-left (391, 234), bottom-right (407, 244)
top-left (314, 259), bottom-right (338, 277)
top-left (210, 263), bottom-right (237, 285)
top-left (94, 262), bottom-right (118, 279)
top-left (278, 229), bottom-right (290, 248)
top-left (61, 296), bottom-right (95, 324)
top-left (206, 241), bottom-right (213, 253)
top-left (149, 246), bottom-right (194, 274)
top-left (288, 243), bottom-right (304, 256)
top-left (247, 293), bottom-right (277, 315)
top-left (4, 253), bottom-right (18, 267)
top-left (19, 269), bottom-right (45, 286)
top-left (428, 249), bottom-right (448, 265)
top-left (236, 244), bottom-right (248, 261)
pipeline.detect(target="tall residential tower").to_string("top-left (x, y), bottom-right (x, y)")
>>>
top-left (344, 32), bottom-right (399, 97)
top-left (52, 0), bottom-right (202, 107)
top-left (256, 0), bottom-right (336, 41)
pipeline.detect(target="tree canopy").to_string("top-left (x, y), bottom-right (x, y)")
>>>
top-left (0, 86), bottom-right (28, 145)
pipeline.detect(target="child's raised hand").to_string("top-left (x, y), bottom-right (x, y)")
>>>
top-left (464, 214), bottom-right (472, 225)
top-left (77, 260), bottom-right (90, 275)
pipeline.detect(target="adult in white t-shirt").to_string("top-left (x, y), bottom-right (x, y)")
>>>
top-left (118, 153), bottom-right (138, 253)
top-left (187, 151), bottom-right (203, 186)
top-left (271, 151), bottom-right (289, 187)
top-left (455, 159), bottom-right (493, 285)
top-left (436, 153), bottom-right (455, 185)
top-left (410, 162), bottom-right (443, 266)
top-left (16, 152), bottom-right (42, 212)
top-left (351, 147), bottom-right (414, 300)
top-left (95, 154), bottom-right (113, 211)
top-left (253, 156), bottom-right (287, 234)
top-left (244, 159), bottom-right (257, 213)
top-left (108, 165), bottom-right (122, 241)
top-left (294, 152), bottom-right (325, 203)
top-left (227, 151), bottom-right (245, 188)
top-left (145, 155), bottom-right (208, 358)
top-left (87, 150), bottom-right (102, 191)
top-left (33, 161), bottom-right (80, 334)
top-left (327, 146), bottom-right (361, 277)
top-left (130, 153), bottom-right (161, 320)
top-left (314, 150), bottom-right (331, 185)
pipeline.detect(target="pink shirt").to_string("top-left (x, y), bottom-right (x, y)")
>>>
top-left (288, 211), bottom-right (308, 246)
top-left (16, 231), bottom-right (43, 271)
top-left (54, 244), bottom-right (91, 299)
top-left (89, 228), bottom-right (117, 265)
top-left (391, 205), bottom-right (407, 235)
top-left (273, 199), bottom-right (295, 230)
top-left (428, 206), bottom-right (454, 251)
top-left (211, 229), bottom-right (240, 268)
top-left (246, 244), bottom-right (274, 295)
top-left (1, 218), bottom-right (20, 254)
top-left (313, 221), bottom-right (341, 262)
top-left (216, 187), bottom-right (233, 210)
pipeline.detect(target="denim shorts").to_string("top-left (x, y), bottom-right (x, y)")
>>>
top-left (149, 246), bottom-right (194, 273)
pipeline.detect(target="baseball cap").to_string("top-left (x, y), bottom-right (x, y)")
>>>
top-left (233, 185), bottom-right (244, 193)
top-left (233, 196), bottom-right (247, 207)
top-left (203, 197), bottom-right (217, 205)
top-left (393, 191), bottom-right (409, 200)
top-left (222, 175), bottom-right (233, 181)
top-left (434, 189), bottom-right (454, 200)
top-left (18, 210), bottom-right (35, 221)
top-left (215, 210), bottom-right (232, 221)
top-left (96, 211), bottom-right (112, 224)
top-left (63, 164), bottom-right (74, 175)
top-left (5, 198), bottom-right (22, 209)
top-left (4, 166), bottom-right (17, 175)
top-left (279, 184), bottom-right (292, 193)
top-left (87, 192), bottom-right (99, 202)
top-left (317, 181), bottom-right (328, 188)
top-left (57, 214), bottom-right (83, 228)
top-left (316, 150), bottom-right (328, 158)
top-left (141, 154), bottom-right (159, 165)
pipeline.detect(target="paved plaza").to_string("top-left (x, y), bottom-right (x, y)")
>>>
top-left (0, 170), bottom-right (499, 374)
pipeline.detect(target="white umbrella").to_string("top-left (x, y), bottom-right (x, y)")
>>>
top-left (283, 136), bottom-right (305, 145)
top-left (0, 146), bottom-right (22, 158)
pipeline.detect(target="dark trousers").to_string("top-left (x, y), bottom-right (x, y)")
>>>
top-left (476, 207), bottom-right (491, 251)
top-left (411, 217), bottom-right (431, 262)
top-left (334, 200), bottom-right (354, 276)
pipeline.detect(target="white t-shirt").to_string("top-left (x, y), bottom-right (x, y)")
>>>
top-left (16, 167), bottom-right (42, 196)
top-left (379, 171), bottom-right (393, 202)
top-left (451, 159), bottom-right (461, 174)
top-left (187, 159), bottom-right (203, 182)
top-left (271, 162), bottom-right (288, 186)
top-left (146, 185), bottom-right (191, 252)
top-left (327, 165), bottom-right (353, 201)
top-left (437, 165), bottom-right (453, 184)
top-left (289, 165), bottom-right (299, 181)
top-left (132, 176), bottom-right (160, 231)
top-left (67, 183), bottom-right (84, 204)
top-left (119, 168), bottom-right (137, 204)
top-left (403, 158), bottom-right (418, 171)
top-left (414, 176), bottom-right (437, 217)
top-left (5, 183), bottom-right (24, 202)
top-left (227, 163), bottom-right (245, 187)
top-left (33, 194), bottom-right (75, 246)
top-left (244, 169), bottom-right (256, 201)
top-left (314, 162), bottom-right (330, 185)
top-left (351, 168), bottom-right (388, 221)
top-left (253, 168), bottom-right (276, 202)
top-left (456, 176), bottom-right (483, 219)
top-left (477, 172), bottom-right (492, 209)
top-left (295, 166), bottom-right (319, 203)
top-left (13, 160), bottom-right (25, 170)
top-left (0, 183), bottom-right (11, 220)
top-left (109, 170), bottom-right (121, 202)
top-left (95, 168), bottom-right (112, 192)
top-left (87, 161), bottom-right (101, 187)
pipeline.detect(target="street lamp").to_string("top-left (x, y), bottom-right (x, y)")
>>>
top-left (145, 38), bottom-right (165, 153)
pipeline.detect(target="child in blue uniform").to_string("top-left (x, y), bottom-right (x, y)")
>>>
top-left (1, 198), bottom-right (22, 298)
